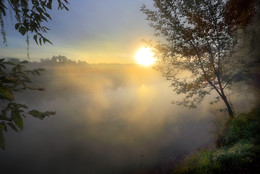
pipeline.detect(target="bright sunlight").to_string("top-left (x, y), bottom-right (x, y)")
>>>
top-left (135, 47), bottom-right (156, 66)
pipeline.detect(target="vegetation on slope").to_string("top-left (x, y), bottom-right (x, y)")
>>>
top-left (173, 108), bottom-right (260, 174)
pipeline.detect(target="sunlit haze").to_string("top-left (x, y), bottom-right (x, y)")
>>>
top-left (0, 0), bottom-right (258, 173)
top-left (135, 47), bottom-right (156, 66)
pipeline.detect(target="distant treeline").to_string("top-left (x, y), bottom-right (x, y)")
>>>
top-left (3, 56), bottom-right (135, 68)
top-left (4, 55), bottom-right (88, 66)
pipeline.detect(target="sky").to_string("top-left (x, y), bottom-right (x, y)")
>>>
top-left (0, 0), bottom-right (156, 63)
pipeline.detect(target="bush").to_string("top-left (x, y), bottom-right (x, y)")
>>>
top-left (173, 150), bottom-right (220, 174)
top-left (216, 108), bottom-right (260, 147)
top-left (173, 108), bottom-right (260, 174)
top-left (213, 139), bottom-right (259, 173)
top-left (174, 140), bottom-right (259, 174)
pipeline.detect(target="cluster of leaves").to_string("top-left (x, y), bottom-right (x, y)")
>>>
top-left (224, 0), bottom-right (259, 30)
top-left (0, 0), bottom-right (69, 46)
top-left (0, 58), bottom-right (55, 149)
top-left (173, 108), bottom-right (260, 173)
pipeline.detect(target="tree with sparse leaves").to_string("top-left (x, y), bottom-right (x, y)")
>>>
top-left (141, 0), bottom-right (242, 118)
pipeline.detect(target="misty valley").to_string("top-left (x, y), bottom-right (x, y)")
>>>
top-left (0, 0), bottom-right (259, 173)
top-left (0, 60), bottom-right (257, 173)
top-left (0, 62), bottom-right (217, 173)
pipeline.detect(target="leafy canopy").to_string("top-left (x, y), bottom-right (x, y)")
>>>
top-left (141, 0), bottom-right (239, 117)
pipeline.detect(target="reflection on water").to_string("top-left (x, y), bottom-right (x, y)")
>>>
top-left (0, 64), bottom-right (214, 174)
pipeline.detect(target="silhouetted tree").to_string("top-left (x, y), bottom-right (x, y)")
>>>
top-left (141, 0), bottom-right (240, 118)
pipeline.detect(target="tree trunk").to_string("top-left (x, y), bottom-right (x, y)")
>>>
top-left (221, 94), bottom-right (234, 119)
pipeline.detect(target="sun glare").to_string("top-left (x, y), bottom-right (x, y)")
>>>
top-left (135, 47), bottom-right (156, 66)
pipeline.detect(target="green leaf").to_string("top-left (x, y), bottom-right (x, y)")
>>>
top-left (38, 68), bottom-right (46, 71)
top-left (33, 34), bottom-right (38, 44)
top-left (15, 23), bottom-right (20, 30)
top-left (26, 87), bottom-right (45, 91)
top-left (28, 110), bottom-right (55, 120)
top-left (64, 5), bottom-right (69, 11)
top-left (0, 86), bottom-right (14, 100)
top-left (0, 64), bottom-right (6, 69)
top-left (0, 122), bottom-right (7, 132)
top-left (46, 0), bottom-right (53, 9)
top-left (3, 61), bottom-right (16, 66)
top-left (43, 38), bottom-right (46, 44)
top-left (44, 12), bottom-right (52, 20)
top-left (33, 70), bottom-right (39, 76)
top-left (0, 114), bottom-right (10, 121)
top-left (12, 110), bottom-right (23, 130)
top-left (18, 26), bottom-right (26, 36)
top-left (0, 124), bottom-right (5, 150)
top-left (0, 1), bottom-right (7, 16)
top-left (41, 15), bottom-right (48, 22)
top-left (7, 122), bottom-right (18, 132)
top-left (21, 75), bottom-right (32, 83)
top-left (36, 7), bottom-right (44, 14)
top-left (42, 37), bottom-right (52, 45)
top-left (21, 60), bottom-right (28, 64)
top-left (39, 37), bottom-right (42, 45)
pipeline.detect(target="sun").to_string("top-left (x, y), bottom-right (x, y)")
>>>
top-left (135, 47), bottom-right (156, 66)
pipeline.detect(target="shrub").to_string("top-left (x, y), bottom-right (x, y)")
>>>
top-left (216, 108), bottom-right (260, 147)
top-left (173, 108), bottom-right (260, 173)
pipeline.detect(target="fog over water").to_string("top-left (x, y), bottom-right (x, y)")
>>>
top-left (0, 63), bottom-right (253, 174)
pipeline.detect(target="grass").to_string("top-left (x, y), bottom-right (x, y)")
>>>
top-left (172, 108), bottom-right (260, 174)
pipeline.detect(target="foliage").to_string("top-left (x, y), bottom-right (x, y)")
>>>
top-left (224, 0), bottom-right (259, 30)
top-left (173, 108), bottom-right (260, 173)
top-left (0, 0), bottom-right (69, 46)
top-left (0, 0), bottom-right (69, 150)
top-left (213, 140), bottom-right (257, 164)
top-left (216, 108), bottom-right (260, 147)
top-left (141, 0), bottom-right (243, 118)
top-left (0, 58), bottom-right (55, 149)
top-left (225, 0), bottom-right (260, 92)
top-left (173, 150), bottom-right (218, 174)
top-left (174, 140), bottom-right (259, 174)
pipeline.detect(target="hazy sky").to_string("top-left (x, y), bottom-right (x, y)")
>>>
top-left (0, 0), bottom-right (155, 63)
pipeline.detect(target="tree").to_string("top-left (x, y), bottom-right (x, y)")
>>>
top-left (0, 59), bottom-right (55, 149)
top-left (0, 0), bottom-right (69, 48)
top-left (0, 0), bottom-right (69, 149)
top-left (141, 0), bottom-right (240, 118)
top-left (224, 0), bottom-right (260, 92)
top-left (224, 0), bottom-right (258, 29)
